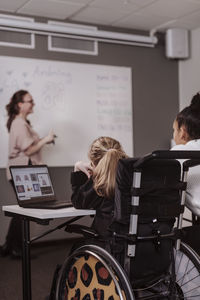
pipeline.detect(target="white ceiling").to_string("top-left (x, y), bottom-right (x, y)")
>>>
top-left (0, 0), bottom-right (200, 32)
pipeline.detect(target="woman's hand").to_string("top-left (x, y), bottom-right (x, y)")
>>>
top-left (45, 129), bottom-right (55, 144)
top-left (25, 129), bottom-right (55, 156)
top-left (74, 161), bottom-right (93, 178)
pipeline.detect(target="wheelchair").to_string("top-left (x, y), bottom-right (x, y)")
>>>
top-left (55, 150), bottom-right (200, 300)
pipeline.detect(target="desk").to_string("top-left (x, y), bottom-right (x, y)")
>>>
top-left (2, 205), bottom-right (95, 300)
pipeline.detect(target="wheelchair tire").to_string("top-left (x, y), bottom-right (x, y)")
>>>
top-left (55, 244), bottom-right (134, 300)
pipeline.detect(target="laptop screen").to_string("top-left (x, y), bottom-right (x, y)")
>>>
top-left (10, 166), bottom-right (55, 201)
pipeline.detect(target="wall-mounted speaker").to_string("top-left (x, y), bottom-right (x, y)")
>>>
top-left (166, 28), bottom-right (189, 59)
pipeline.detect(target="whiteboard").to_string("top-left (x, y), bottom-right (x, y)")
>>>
top-left (0, 56), bottom-right (133, 167)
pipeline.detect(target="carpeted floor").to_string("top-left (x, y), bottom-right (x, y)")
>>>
top-left (0, 239), bottom-right (79, 300)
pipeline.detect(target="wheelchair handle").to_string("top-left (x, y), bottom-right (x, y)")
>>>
top-left (133, 150), bottom-right (200, 169)
top-left (153, 150), bottom-right (200, 159)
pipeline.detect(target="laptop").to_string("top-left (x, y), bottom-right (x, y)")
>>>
top-left (10, 165), bottom-right (72, 209)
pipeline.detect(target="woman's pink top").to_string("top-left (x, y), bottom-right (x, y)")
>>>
top-left (6, 116), bottom-right (43, 180)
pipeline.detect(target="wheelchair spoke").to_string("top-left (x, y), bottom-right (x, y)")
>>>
top-left (180, 256), bottom-right (190, 286)
top-left (179, 274), bottom-right (200, 288)
top-left (171, 244), bottom-right (200, 300)
top-left (176, 267), bottom-right (198, 284)
top-left (176, 251), bottom-right (184, 275)
top-left (182, 296), bottom-right (200, 298)
top-left (134, 294), bottom-right (170, 300)
top-left (134, 245), bottom-right (200, 300)
top-left (183, 284), bottom-right (200, 294)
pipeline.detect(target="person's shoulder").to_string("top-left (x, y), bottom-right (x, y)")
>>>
top-left (171, 139), bottom-right (200, 151)
top-left (11, 117), bottom-right (28, 129)
top-left (12, 116), bottom-right (26, 125)
top-left (171, 144), bottom-right (187, 150)
top-left (10, 117), bottom-right (30, 134)
top-left (186, 139), bottom-right (200, 149)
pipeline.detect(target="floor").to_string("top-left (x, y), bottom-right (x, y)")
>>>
top-left (0, 239), bottom-right (77, 300)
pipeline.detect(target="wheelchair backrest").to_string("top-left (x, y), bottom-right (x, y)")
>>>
top-left (114, 157), bottom-right (182, 224)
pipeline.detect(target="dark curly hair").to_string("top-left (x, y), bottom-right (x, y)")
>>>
top-left (176, 93), bottom-right (200, 140)
top-left (6, 90), bottom-right (29, 132)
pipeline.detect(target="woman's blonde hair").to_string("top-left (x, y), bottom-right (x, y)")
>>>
top-left (88, 136), bottom-right (127, 199)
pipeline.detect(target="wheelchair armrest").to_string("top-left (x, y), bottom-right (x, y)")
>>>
top-left (65, 224), bottom-right (99, 238)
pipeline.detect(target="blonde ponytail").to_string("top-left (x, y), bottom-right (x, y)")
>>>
top-left (88, 137), bottom-right (127, 198)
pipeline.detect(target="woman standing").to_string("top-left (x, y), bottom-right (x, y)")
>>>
top-left (0, 90), bottom-right (55, 258)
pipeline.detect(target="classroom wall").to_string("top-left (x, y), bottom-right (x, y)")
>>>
top-left (0, 18), bottom-right (179, 243)
top-left (179, 27), bottom-right (200, 110)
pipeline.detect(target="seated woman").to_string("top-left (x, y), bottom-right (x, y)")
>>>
top-left (71, 136), bottom-right (127, 237)
top-left (171, 93), bottom-right (200, 216)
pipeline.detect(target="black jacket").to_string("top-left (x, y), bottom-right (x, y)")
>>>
top-left (71, 171), bottom-right (114, 237)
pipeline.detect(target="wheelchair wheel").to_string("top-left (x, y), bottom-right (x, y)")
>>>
top-left (173, 242), bottom-right (200, 299)
top-left (133, 242), bottom-right (200, 299)
top-left (55, 244), bottom-right (134, 300)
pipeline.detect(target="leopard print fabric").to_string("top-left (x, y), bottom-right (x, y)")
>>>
top-left (63, 254), bottom-right (125, 300)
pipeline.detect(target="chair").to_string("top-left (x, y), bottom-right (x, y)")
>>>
top-left (55, 150), bottom-right (200, 300)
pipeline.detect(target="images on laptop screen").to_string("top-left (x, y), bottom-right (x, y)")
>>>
top-left (11, 166), bottom-right (54, 201)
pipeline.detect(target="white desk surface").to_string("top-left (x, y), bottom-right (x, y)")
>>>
top-left (2, 205), bottom-right (96, 219)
